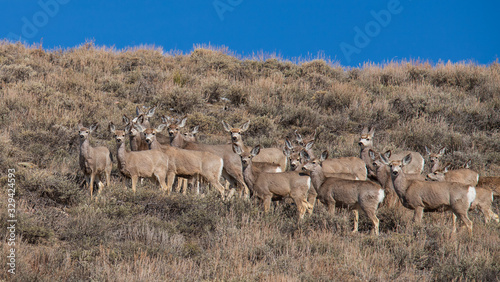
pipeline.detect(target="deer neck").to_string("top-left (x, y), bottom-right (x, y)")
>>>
top-left (309, 167), bottom-right (326, 192)
top-left (116, 141), bottom-right (127, 170)
top-left (148, 138), bottom-right (162, 150)
top-left (79, 138), bottom-right (92, 161)
top-left (391, 172), bottom-right (408, 199)
top-left (431, 161), bottom-right (440, 173)
top-left (129, 134), bottom-right (139, 151)
top-left (375, 165), bottom-right (390, 188)
top-left (241, 161), bottom-right (257, 191)
top-left (171, 132), bottom-right (185, 148)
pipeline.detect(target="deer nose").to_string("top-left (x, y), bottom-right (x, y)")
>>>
top-left (358, 141), bottom-right (363, 146)
top-left (392, 171), bottom-right (398, 176)
top-left (232, 136), bottom-right (237, 141)
top-left (146, 139), bottom-right (151, 144)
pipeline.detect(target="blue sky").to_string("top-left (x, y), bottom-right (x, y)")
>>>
top-left (1, 0), bottom-right (499, 67)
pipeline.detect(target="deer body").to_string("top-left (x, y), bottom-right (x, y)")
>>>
top-left (302, 151), bottom-right (385, 235)
top-left (322, 157), bottom-right (367, 180)
top-left (142, 125), bottom-right (226, 197)
top-left (477, 176), bottom-right (500, 197)
top-left (223, 120), bottom-right (287, 172)
top-left (78, 122), bottom-right (112, 198)
top-left (109, 124), bottom-right (169, 194)
top-left (234, 144), bottom-right (312, 220)
top-left (359, 127), bottom-right (424, 176)
top-left (427, 167), bottom-right (498, 223)
top-left (384, 154), bottom-right (475, 233)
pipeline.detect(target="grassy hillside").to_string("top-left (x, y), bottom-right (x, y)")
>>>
top-left (0, 41), bottom-right (499, 281)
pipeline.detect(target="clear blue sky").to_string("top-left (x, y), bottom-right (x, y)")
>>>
top-left (1, 0), bottom-right (499, 67)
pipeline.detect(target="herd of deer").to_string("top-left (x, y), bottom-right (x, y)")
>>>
top-left (78, 106), bottom-right (500, 235)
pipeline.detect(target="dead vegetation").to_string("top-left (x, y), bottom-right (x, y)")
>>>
top-left (0, 41), bottom-right (499, 281)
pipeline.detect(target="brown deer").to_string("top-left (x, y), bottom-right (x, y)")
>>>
top-left (426, 164), bottom-right (498, 223)
top-left (168, 120), bottom-right (249, 199)
top-left (370, 150), bottom-right (425, 208)
top-left (477, 177), bottom-right (500, 198)
top-left (284, 138), bottom-right (315, 171)
top-left (301, 150), bottom-right (385, 235)
top-left (78, 122), bottom-right (112, 198)
top-left (232, 144), bottom-right (312, 220)
top-left (425, 146), bottom-right (446, 173)
top-left (382, 153), bottom-right (475, 233)
top-left (122, 114), bottom-right (149, 151)
top-left (222, 120), bottom-right (287, 172)
top-left (359, 127), bottom-right (425, 177)
top-left (288, 139), bottom-right (367, 180)
top-left (109, 122), bottom-right (169, 194)
top-left (137, 124), bottom-right (226, 198)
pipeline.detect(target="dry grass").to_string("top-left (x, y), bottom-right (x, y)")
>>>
top-left (0, 41), bottom-right (499, 281)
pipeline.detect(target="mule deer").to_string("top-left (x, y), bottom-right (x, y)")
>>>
top-left (301, 150), bottom-right (385, 235)
top-left (426, 164), bottom-right (498, 223)
top-left (359, 127), bottom-right (425, 177)
top-left (169, 121), bottom-right (249, 198)
top-left (109, 122), bottom-right (169, 194)
top-left (232, 144), bottom-right (312, 220)
top-left (370, 150), bottom-right (425, 208)
top-left (78, 122), bottom-right (112, 198)
top-left (122, 115), bottom-right (149, 151)
top-left (138, 124), bottom-right (226, 198)
top-left (477, 177), bottom-right (500, 198)
top-left (222, 120), bottom-right (287, 172)
top-left (382, 153), bottom-right (475, 233)
top-left (425, 146), bottom-right (446, 173)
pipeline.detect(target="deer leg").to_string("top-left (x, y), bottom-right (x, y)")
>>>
top-left (263, 195), bottom-right (272, 214)
top-left (105, 168), bottom-right (111, 187)
top-left (131, 175), bottom-right (138, 194)
top-left (96, 174), bottom-right (104, 195)
top-left (364, 207), bottom-right (380, 236)
top-left (307, 189), bottom-right (317, 215)
top-left (166, 171), bottom-right (176, 195)
top-left (451, 213), bottom-right (457, 233)
top-left (352, 209), bottom-right (359, 234)
top-left (413, 207), bottom-right (424, 223)
top-left (89, 173), bottom-right (95, 198)
top-left (458, 213), bottom-right (473, 234)
top-left (325, 195), bottom-right (336, 216)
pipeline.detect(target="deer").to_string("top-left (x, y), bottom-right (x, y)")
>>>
top-left (233, 144), bottom-right (312, 221)
top-left (78, 122), bottom-right (112, 198)
top-left (134, 106), bottom-right (156, 129)
top-left (222, 120), bottom-right (287, 172)
top-left (426, 164), bottom-right (498, 223)
top-left (168, 119), bottom-right (249, 199)
top-left (477, 177), bottom-right (500, 198)
top-left (109, 122), bottom-right (169, 194)
top-left (370, 150), bottom-right (425, 208)
top-left (425, 146), bottom-right (446, 173)
top-left (381, 153), bottom-right (476, 234)
top-left (300, 150), bottom-right (385, 235)
top-left (136, 123), bottom-right (226, 198)
top-left (359, 127), bottom-right (425, 178)
top-left (286, 138), bottom-right (367, 180)
top-left (122, 114), bottom-right (149, 151)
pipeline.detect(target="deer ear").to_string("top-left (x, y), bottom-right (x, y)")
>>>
top-left (241, 120), bottom-right (250, 132)
top-left (192, 126), bottom-right (199, 134)
top-left (109, 122), bottom-right (115, 133)
top-left (123, 115), bottom-right (130, 125)
top-left (283, 146), bottom-right (291, 157)
top-left (157, 123), bottom-right (166, 132)
top-left (147, 107), bottom-right (156, 117)
top-left (295, 130), bottom-right (303, 144)
top-left (438, 147), bottom-right (446, 156)
top-left (300, 150), bottom-right (310, 162)
top-left (179, 117), bottom-right (187, 128)
top-left (136, 106), bottom-right (142, 116)
top-left (361, 126), bottom-right (368, 135)
top-left (384, 150), bottom-right (391, 159)
top-left (380, 154), bottom-right (390, 165)
top-left (402, 154), bottom-right (412, 166)
top-left (251, 145), bottom-right (261, 157)
top-left (232, 144), bottom-right (242, 155)
top-left (444, 163), bottom-right (452, 172)
top-left (134, 123), bottom-right (145, 132)
top-left (89, 123), bottom-right (99, 132)
top-left (222, 121), bottom-right (232, 132)
top-left (77, 121), bottom-right (84, 130)
top-left (425, 146), bottom-right (431, 155)
top-left (320, 151), bottom-right (328, 162)
top-left (368, 127), bottom-right (375, 136)
top-left (369, 149), bottom-right (376, 160)
top-left (465, 159), bottom-right (472, 169)
top-left (305, 141), bottom-right (315, 151)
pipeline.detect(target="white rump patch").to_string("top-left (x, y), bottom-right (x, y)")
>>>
top-left (355, 177), bottom-right (359, 180)
top-left (275, 167), bottom-right (282, 173)
top-left (378, 189), bottom-right (385, 204)
top-left (467, 186), bottom-right (476, 206)
top-left (421, 159), bottom-right (425, 173)
top-left (307, 177), bottom-right (311, 191)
